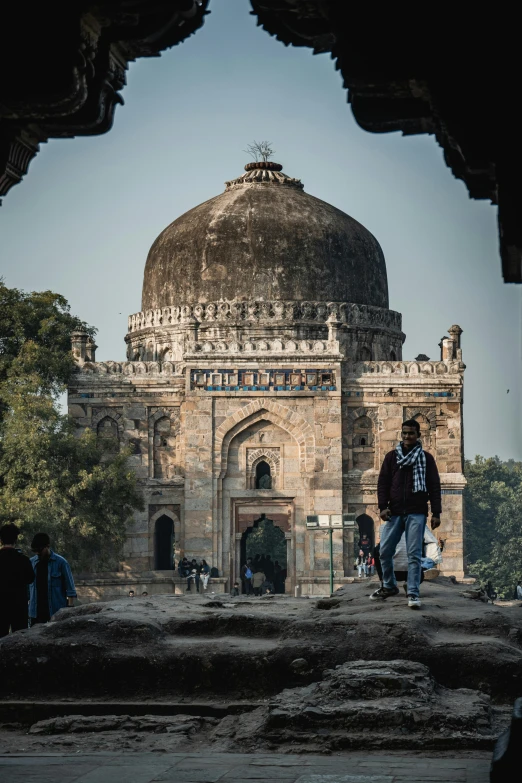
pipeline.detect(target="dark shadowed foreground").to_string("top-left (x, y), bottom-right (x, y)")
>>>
top-left (0, 578), bottom-right (520, 755)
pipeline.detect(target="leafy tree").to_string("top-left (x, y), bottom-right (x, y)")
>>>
top-left (246, 518), bottom-right (287, 565)
top-left (0, 281), bottom-right (95, 399)
top-left (464, 456), bottom-right (522, 596)
top-left (0, 283), bottom-right (143, 571)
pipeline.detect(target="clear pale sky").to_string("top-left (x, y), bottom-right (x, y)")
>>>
top-left (1, 0), bottom-right (520, 461)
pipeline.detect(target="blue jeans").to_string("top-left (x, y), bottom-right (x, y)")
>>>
top-left (380, 514), bottom-right (426, 598)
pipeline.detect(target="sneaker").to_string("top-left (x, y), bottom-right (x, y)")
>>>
top-left (407, 595), bottom-right (422, 609)
top-left (370, 585), bottom-right (400, 601)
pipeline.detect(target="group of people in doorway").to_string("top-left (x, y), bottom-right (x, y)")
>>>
top-left (240, 554), bottom-right (286, 596)
top-left (0, 524), bottom-right (77, 637)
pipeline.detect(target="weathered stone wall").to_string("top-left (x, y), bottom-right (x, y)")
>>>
top-left (68, 329), bottom-right (465, 593)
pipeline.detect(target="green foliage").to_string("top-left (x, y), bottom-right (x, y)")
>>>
top-left (0, 283), bottom-right (143, 572)
top-left (464, 456), bottom-right (522, 597)
top-left (0, 281), bottom-right (95, 403)
top-left (246, 518), bottom-right (287, 565)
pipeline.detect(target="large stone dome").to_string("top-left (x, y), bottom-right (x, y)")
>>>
top-left (141, 162), bottom-right (389, 310)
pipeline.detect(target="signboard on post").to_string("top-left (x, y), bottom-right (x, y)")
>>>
top-left (330, 514), bottom-right (343, 528)
top-left (318, 515), bottom-right (330, 527)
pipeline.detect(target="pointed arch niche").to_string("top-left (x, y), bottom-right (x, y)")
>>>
top-left (345, 407), bottom-right (378, 471)
top-left (148, 408), bottom-right (180, 479)
top-left (150, 507), bottom-right (179, 571)
top-left (216, 402), bottom-right (310, 593)
top-left (92, 408), bottom-right (123, 457)
top-left (246, 448), bottom-right (281, 489)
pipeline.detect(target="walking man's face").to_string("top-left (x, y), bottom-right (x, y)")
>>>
top-left (401, 426), bottom-right (418, 448)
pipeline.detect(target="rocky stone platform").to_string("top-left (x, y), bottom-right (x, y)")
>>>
top-left (1, 578), bottom-right (520, 754)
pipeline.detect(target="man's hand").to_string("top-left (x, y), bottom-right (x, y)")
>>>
top-left (380, 509), bottom-right (391, 521)
top-left (431, 516), bottom-right (441, 530)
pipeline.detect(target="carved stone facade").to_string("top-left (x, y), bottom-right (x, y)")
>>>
top-left (69, 162), bottom-right (466, 595)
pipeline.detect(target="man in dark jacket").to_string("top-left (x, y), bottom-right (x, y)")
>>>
top-left (371, 419), bottom-right (441, 609)
top-left (0, 523), bottom-right (35, 637)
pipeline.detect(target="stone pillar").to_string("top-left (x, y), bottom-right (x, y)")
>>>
top-left (448, 324), bottom-right (463, 350)
top-left (441, 337), bottom-right (455, 361)
top-left (85, 337), bottom-right (97, 362)
top-left (71, 330), bottom-right (89, 364)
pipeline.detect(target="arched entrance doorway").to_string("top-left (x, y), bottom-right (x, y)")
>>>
top-left (241, 515), bottom-right (287, 593)
top-left (154, 515), bottom-right (174, 570)
top-left (356, 514), bottom-right (375, 557)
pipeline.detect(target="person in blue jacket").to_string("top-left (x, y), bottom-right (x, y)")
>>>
top-left (29, 533), bottom-right (76, 624)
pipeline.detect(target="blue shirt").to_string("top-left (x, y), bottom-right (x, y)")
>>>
top-left (29, 550), bottom-right (76, 619)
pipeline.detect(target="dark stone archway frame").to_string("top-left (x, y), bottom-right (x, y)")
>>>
top-left (2, 1), bottom-right (519, 283)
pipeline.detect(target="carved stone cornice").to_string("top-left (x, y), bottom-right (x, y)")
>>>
top-left (126, 300), bottom-right (403, 334)
top-left (183, 337), bottom-right (342, 360)
top-left (343, 359), bottom-right (465, 379)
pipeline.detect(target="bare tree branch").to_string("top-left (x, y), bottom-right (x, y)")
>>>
top-left (244, 140), bottom-right (275, 163)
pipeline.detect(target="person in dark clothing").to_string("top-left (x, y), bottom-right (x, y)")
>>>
top-left (186, 565), bottom-right (200, 593)
top-left (264, 554), bottom-right (274, 581)
top-left (359, 535), bottom-right (371, 555)
top-left (178, 558), bottom-right (190, 578)
top-left (0, 523), bottom-right (35, 637)
top-left (370, 419), bottom-right (441, 610)
top-left (274, 561), bottom-right (284, 593)
top-left (241, 558), bottom-right (253, 595)
top-left (485, 580), bottom-right (497, 603)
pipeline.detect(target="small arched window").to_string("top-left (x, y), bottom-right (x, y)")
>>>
top-left (352, 416), bottom-right (375, 470)
top-left (154, 416), bottom-right (172, 478)
top-left (256, 460), bottom-right (272, 489)
top-left (96, 416), bottom-right (119, 454)
top-left (390, 350), bottom-right (397, 361)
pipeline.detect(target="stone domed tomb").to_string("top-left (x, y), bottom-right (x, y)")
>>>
top-left (69, 160), bottom-right (466, 597)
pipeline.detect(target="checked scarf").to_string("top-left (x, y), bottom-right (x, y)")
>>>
top-left (395, 442), bottom-right (427, 493)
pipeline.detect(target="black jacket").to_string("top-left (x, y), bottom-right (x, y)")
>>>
top-left (377, 448), bottom-right (442, 517)
top-left (0, 548), bottom-right (35, 604)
